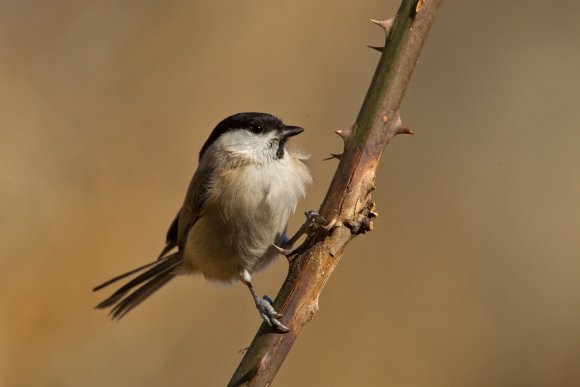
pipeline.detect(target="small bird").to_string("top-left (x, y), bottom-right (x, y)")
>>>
top-left (93, 112), bottom-right (312, 332)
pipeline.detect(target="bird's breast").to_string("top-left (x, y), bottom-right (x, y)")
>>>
top-left (183, 154), bottom-right (311, 281)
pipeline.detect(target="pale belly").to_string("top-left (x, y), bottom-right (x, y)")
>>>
top-left (181, 207), bottom-right (286, 282)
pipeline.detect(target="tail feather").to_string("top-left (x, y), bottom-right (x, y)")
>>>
top-left (95, 254), bottom-right (180, 309)
top-left (93, 253), bottom-right (182, 319)
top-left (110, 273), bottom-right (175, 320)
top-left (92, 260), bottom-right (160, 292)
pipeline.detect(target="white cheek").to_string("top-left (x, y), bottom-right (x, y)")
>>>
top-left (219, 131), bottom-right (253, 152)
top-left (217, 131), bottom-right (278, 162)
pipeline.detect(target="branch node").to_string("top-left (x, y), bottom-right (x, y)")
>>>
top-left (322, 215), bottom-right (341, 231)
top-left (344, 200), bottom-right (377, 235)
top-left (416, 0), bottom-right (426, 14)
top-left (305, 298), bottom-right (319, 323)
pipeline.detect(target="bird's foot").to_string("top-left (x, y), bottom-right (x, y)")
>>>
top-left (304, 210), bottom-right (328, 232)
top-left (274, 210), bottom-right (329, 260)
top-left (255, 295), bottom-right (289, 333)
top-left (272, 244), bottom-right (295, 258)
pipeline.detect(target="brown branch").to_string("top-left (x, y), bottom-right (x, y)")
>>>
top-left (228, 0), bottom-right (443, 385)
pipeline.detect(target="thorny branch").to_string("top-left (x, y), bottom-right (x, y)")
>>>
top-left (229, 1), bottom-right (443, 385)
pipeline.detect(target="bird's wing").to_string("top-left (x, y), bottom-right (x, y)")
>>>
top-left (156, 211), bottom-right (179, 259)
top-left (176, 165), bottom-right (212, 249)
top-left (157, 164), bottom-right (212, 257)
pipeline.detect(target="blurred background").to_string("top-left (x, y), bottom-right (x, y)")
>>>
top-left (1, 0), bottom-right (579, 386)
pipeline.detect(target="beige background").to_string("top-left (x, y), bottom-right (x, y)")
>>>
top-left (1, 1), bottom-right (579, 386)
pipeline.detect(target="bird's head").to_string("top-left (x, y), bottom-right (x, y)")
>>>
top-left (200, 112), bottom-right (304, 163)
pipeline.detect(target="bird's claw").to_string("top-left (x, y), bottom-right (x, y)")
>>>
top-left (304, 210), bottom-right (327, 232)
top-left (272, 244), bottom-right (295, 258)
top-left (256, 295), bottom-right (289, 333)
top-left (274, 211), bottom-right (329, 260)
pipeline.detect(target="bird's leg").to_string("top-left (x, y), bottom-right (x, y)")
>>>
top-left (240, 270), bottom-right (289, 333)
top-left (272, 223), bottom-right (306, 258)
top-left (273, 210), bottom-right (327, 260)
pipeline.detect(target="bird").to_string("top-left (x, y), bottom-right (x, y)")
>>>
top-left (93, 112), bottom-right (312, 332)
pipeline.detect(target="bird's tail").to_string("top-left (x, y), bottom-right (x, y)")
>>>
top-left (93, 253), bottom-right (182, 319)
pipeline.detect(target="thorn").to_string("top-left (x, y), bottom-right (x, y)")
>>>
top-left (369, 18), bottom-right (394, 33)
top-left (334, 129), bottom-right (351, 141)
top-left (396, 127), bottom-right (415, 135)
top-left (366, 45), bottom-right (384, 53)
top-left (323, 153), bottom-right (342, 161)
top-left (334, 129), bottom-right (352, 144)
top-left (392, 111), bottom-right (415, 135)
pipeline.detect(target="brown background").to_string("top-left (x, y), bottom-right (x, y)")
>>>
top-left (1, 1), bottom-right (579, 386)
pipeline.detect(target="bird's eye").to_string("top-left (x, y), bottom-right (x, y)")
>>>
top-left (250, 125), bottom-right (263, 134)
top-left (248, 125), bottom-right (264, 134)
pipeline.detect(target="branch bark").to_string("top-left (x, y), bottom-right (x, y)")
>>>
top-left (229, 1), bottom-right (443, 385)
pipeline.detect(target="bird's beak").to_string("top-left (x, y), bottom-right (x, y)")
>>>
top-left (280, 125), bottom-right (304, 138)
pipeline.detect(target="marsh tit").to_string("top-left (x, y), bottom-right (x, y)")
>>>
top-left (93, 112), bottom-right (312, 332)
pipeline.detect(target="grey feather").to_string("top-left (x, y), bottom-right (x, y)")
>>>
top-left (94, 253), bottom-right (181, 313)
top-left (177, 165), bottom-right (211, 248)
top-left (157, 211), bottom-right (180, 259)
top-left (92, 259), bottom-right (161, 292)
top-left (110, 272), bottom-right (176, 320)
